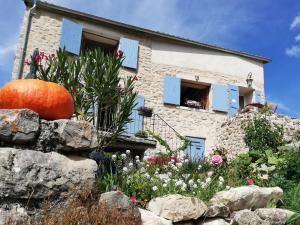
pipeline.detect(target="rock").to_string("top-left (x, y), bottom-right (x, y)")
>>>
top-left (209, 186), bottom-right (283, 211)
top-left (0, 109), bottom-right (39, 144)
top-left (204, 204), bottom-right (230, 218)
top-left (0, 148), bottom-right (97, 199)
top-left (0, 204), bottom-right (28, 225)
top-left (99, 191), bottom-right (141, 220)
top-left (51, 119), bottom-right (98, 151)
top-left (197, 218), bottom-right (229, 225)
top-left (139, 208), bottom-right (172, 225)
top-left (255, 208), bottom-right (289, 225)
top-left (231, 209), bottom-right (270, 225)
top-left (147, 194), bottom-right (207, 222)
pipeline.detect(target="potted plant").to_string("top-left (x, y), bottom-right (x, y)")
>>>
top-left (134, 130), bottom-right (149, 138)
top-left (137, 106), bottom-right (153, 117)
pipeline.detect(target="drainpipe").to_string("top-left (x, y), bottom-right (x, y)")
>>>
top-left (17, 2), bottom-right (37, 79)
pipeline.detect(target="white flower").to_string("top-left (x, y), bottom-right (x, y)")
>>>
top-left (163, 183), bottom-right (167, 188)
top-left (167, 172), bottom-right (172, 177)
top-left (152, 186), bottom-right (158, 191)
top-left (197, 179), bottom-right (201, 183)
top-left (219, 176), bottom-right (224, 183)
top-left (193, 184), bottom-right (198, 189)
top-left (200, 182), bottom-right (207, 188)
top-left (198, 165), bottom-right (202, 170)
top-left (218, 181), bottom-right (223, 187)
top-left (123, 167), bottom-right (128, 172)
top-left (225, 186), bottom-right (230, 190)
top-left (177, 162), bottom-right (183, 168)
top-left (128, 162), bottom-right (133, 167)
top-left (207, 171), bottom-right (214, 177)
top-left (112, 154), bottom-right (117, 161)
top-left (144, 173), bottom-right (150, 179)
top-left (126, 149), bottom-right (131, 155)
top-left (188, 179), bottom-right (194, 185)
top-left (181, 183), bottom-right (187, 191)
top-left (121, 153), bottom-right (126, 159)
top-left (135, 159), bottom-right (140, 164)
top-left (155, 171), bottom-right (159, 175)
top-left (268, 165), bottom-right (276, 172)
top-left (184, 159), bottom-right (189, 163)
top-left (140, 167), bottom-right (146, 173)
top-left (205, 177), bottom-right (212, 184)
top-left (135, 155), bottom-right (140, 160)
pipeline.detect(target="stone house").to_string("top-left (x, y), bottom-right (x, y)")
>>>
top-left (12, 0), bottom-right (271, 159)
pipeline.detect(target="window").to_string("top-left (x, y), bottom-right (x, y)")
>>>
top-left (239, 87), bottom-right (254, 109)
top-left (180, 80), bottom-right (210, 110)
top-left (81, 32), bottom-right (119, 55)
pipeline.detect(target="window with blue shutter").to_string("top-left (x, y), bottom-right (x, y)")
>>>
top-left (125, 95), bottom-right (144, 135)
top-left (255, 90), bottom-right (262, 103)
top-left (228, 85), bottom-right (239, 116)
top-left (119, 37), bottom-right (139, 69)
top-left (185, 137), bottom-right (205, 161)
top-left (163, 75), bottom-right (181, 105)
top-left (60, 18), bottom-right (83, 55)
top-left (212, 84), bottom-right (228, 112)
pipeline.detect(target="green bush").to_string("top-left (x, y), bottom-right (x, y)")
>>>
top-left (242, 111), bottom-right (284, 152)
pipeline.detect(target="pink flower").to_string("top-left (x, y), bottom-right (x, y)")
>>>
top-left (24, 59), bottom-right (30, 65)
top-left (39, 52), bottom-right (45, 58)
top-left (130, 195), bottom-right (137, 203)
top-left (116, 50), bottom-right (123, 57)
top-left (211, 155), bottom-right (223, 165)
top-left (35, 55), bottom-right (41, 62)
top-left (247, 178), bottom-right (254, 185)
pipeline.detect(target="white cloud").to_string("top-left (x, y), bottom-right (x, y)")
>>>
top-left (286, 45), bottom-right (300, 57)
top-left (290, 14), bottom-right (300, 30)
top-left (295, 34), bottom-right (300, 42)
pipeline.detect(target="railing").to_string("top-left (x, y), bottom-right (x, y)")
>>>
top-left (125, 109), bottom-right (184, 151)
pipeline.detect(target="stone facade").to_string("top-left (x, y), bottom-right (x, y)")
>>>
top-left (215, 111), bottom-right (300, 159)
top-left (12, 3), bottom-right (268, 157)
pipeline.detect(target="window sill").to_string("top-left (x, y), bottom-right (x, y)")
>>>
top-left (175, 106), bottom-right (211, 113)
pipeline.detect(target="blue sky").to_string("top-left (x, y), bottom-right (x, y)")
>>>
top-left (1, 0), bottom-right (300, 116)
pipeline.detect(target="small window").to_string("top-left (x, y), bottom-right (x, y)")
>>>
top-left (239, 87), bottom-right (254, 109)
top-left (81, 32), bottom-right (119, 55)
top-left (180, 80), bottom-right (210, 110)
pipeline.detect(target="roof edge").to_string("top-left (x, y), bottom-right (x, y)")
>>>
top-left (35, 1), bottom-right (271, 64)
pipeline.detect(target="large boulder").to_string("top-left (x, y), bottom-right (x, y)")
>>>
top-left (0, 204), bottom-right (28, 225)
top-left (231, 209), bottom-right (270, 225)
top-left (147, 194), bottom-right (207, 222)
top-left (50, 119), bottom-right (98, 151)
top-left (209, 186), bottom-right (283, 212)
top-left (139, 208), bottom-right (172, 225)
top-left (0, 109), bottom-right (39, 144)
top-left (255, 208), bottom-right (291, 225)
top-left (204, 204), bottom-right (230, 218)
top-left (199, 218), bottom-right (229, 225)
top-left (99, 191), bottom-right (141, 221)
top-left (0, 148), bottom-right (97, 199)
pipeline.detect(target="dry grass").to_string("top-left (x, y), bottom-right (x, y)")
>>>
top-left (7, 190), bottom-right (142, 225)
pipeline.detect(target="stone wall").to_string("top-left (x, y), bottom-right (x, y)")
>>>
top-left (12, 5), bottom-right (267, 156)
top-left (215, 111), bottom-right (300, 159)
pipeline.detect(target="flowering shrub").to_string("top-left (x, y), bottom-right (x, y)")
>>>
top-left (98, 149), bottom-right (231, 206)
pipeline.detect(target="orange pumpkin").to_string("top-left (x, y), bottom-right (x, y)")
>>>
top-left (0, 79), bottom-right (74, 120)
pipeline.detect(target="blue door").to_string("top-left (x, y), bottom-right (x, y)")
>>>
top-left (125, 95), bottom-right (144, 135)
top-left (185, 137), bottom-right (205, 161)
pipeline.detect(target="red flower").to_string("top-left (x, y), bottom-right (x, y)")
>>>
top-left (39, 52), bottom-right (45, 58)
top-left (116, 50), bottom-right (123, 57)
top-left (130, 195), bottom-right (137, 203)
top-left (247, 178), bottom-right (254, 185)
top-left (35, 55), bottom-right (41, 62)
top-left (24, 59), bottom-right (30, 65)
top-left (133, 76), bottom-right (141, 81)
top-left (51, 53), bottom-right (55, 58)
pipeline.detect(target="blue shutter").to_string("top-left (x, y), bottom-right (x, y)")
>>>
top-left (255, 90), bottom-right (262, 103)
top-left (119, 37), bottom-right (139, 69)
top-left (163, 75), bottom-right (181, 105)
top-left (185, 137), bottom-right (205, 161)
top-left (125, 95), bottom-right (144, 135)
top-left (60, 18), bottom-right (83, 55)
top-left (212, 84), bottom-right (228, 112)
top-left (228, 85), bottom-right (239, 116)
